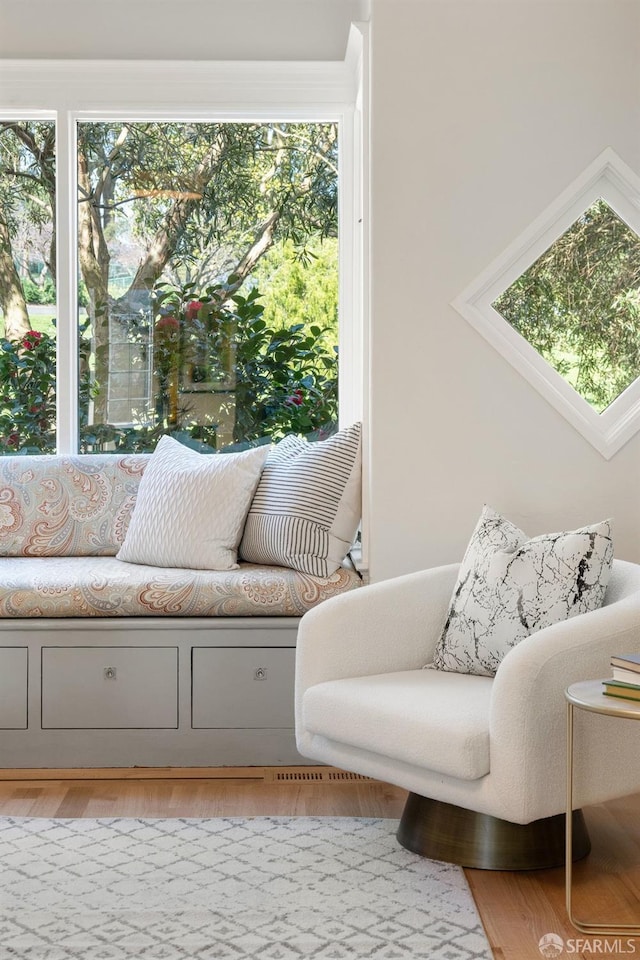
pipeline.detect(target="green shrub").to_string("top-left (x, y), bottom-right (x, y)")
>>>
top-left (0, 330), bottom-right (56, 453)
top-left (21, 277), bottom-right (56, 306)
top-left (151, 279), bottom-right (338, 447)
top-left (0, 279), bottom-right (338, 455)
top-left (19, 278), bottom-right (88, 308)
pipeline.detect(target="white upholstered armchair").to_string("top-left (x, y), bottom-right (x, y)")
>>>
top-left (295, 558), bottom-right (640, 869)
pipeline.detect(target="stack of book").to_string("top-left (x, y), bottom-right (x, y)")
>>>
top-left (602, 653), bottom-right (640, 702)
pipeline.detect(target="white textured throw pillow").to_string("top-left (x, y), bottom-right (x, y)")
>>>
top-left (430, 505), bottom-right (614, 677)
top-left (117, 435), bottom-right (269, 571)
top-left (239, 422), bottom-right (362, 577)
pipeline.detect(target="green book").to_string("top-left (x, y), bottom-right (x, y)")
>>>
top-left (602, 679), bottom-right (640, 702)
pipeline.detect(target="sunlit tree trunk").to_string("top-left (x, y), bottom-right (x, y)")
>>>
top-left (77, 151), bottom-right (111, 424)
top-left (0, 208), bottom-right (30, 340)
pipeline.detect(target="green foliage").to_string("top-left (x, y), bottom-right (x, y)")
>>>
top-left (0, 122), bottom-right (55, 234)
top-left (229, 287), bottom-right (337, 443)
top-left (0, 325), bottom-right (95, 455)
top-left (21, 276), bottom-right (56, 305)
top-left (78, 121), bottom-right (337, 292)
top-left (19, 274), bottom-right (90, 309)
top-left (494, 200), bottom-right (640, 412)
top-left (76, 277), bottom-right (338, 454)
top-left (252, 238), bottom-right (338, 354)
top-left (0, 330), bottom-right (56, 454)
top-left (150, 278), bottom-right (338, 448)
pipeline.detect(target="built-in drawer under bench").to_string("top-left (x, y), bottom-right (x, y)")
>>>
top-left (0, 617), bottom-right (305, 769)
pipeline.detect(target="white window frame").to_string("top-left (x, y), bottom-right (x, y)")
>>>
top-left (452, 148), bottom-right (640, 460)
top-left (0, 23), bottom-right (367, 457)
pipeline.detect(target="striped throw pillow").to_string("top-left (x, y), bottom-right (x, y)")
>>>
top-left (239, 423), bottom-right (362, 577)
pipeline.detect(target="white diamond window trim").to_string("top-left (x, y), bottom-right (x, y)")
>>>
top-left (452, 149), bottom-right (640, 459)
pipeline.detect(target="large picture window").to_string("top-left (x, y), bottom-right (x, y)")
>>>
top-left (78, 120), bottom-right (339, 453)
top-left (0, 119), bottom-right (339, 455)
top-left (0, 47), bottom-right (364, 456)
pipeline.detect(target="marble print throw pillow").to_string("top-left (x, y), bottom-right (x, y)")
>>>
top-left (430, 505), bottom-right (614, 677)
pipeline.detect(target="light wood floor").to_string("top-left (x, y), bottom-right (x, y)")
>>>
top-left (0, 767), bottom-right (638, 960)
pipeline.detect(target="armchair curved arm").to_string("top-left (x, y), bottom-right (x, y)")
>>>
top-left (490, 558), bottom-right (640, 820)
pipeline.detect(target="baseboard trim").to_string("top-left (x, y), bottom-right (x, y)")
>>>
top-left (0, 766), bottom-right (274, 781)
top-left (0, 765), bottom-right (371, 782)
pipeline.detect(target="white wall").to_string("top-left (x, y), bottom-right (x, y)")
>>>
top-left (0, 0), bottom-right (367, 60)
top-left (368, 0), bottom-right (640, 580)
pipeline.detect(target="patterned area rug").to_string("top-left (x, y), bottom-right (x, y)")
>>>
top-left (0, 816), bottom-right (493, 959)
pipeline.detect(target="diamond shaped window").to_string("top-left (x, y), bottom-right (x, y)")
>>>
top-left (452, 149), bottom-right (640, 458)
top-left (492, 199), bottom-right (640, 415)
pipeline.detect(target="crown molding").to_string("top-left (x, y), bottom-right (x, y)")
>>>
top-left (0, 55), bottom-right (357, 112)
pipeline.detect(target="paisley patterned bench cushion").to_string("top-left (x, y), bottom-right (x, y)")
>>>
top-left (0, 557), bottom-right (361, 618)
top-left (0, 455), bottom-right (149, 557)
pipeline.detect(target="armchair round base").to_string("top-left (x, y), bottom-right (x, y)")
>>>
top-left (397, 793), bottom-right (591, 870)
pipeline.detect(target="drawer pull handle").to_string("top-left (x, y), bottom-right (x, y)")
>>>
top-left (104, 667), bottom-right (117, 680)
top-left (254, 667), bottom-right (267, 681)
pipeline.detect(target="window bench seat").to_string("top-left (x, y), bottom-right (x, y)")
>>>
top-left (0, 450), bottom-right (361, 769)
top-left (0, 556), bottom-right (359, 619)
